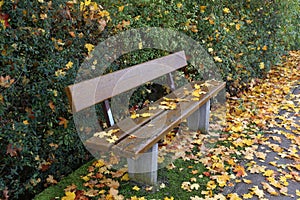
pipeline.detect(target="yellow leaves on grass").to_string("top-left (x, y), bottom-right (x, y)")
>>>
top-left (61, 191), bottom-right (76, 200)
top-left (54, 60), bottom-right (73, 77)
top-left (200, 6), bottom-right (207, 13)
top-left (223, 7), bottom-right (231, 14)
top-left (215, 173), bottom-right (230, 187)
top-left (0, 0), bottom-right (4, 8)
top-left (132, 185), bottom-right (140, 191)
top-left (214, 56), bottom-right (223, 63)
top-left (176, 3), bottom-right (183, 8)
top-left (259, 62), bottom-right (265, 69)
top-left (80, 0), bottom-right (110, 24)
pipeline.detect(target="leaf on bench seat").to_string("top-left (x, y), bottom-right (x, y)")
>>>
top-left (93, 129), bottom-right (120, 143)
top-left (130, 112), bottom-right (152, 119)
top-left (163, 97), bottom-right (189, 102)
top-left (159, 101), bottom-right (177, 110)
top-left (192, 89), bottom-right (207, 97)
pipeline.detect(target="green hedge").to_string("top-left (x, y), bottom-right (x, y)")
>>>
top-left (0, 0), bottom-right (109, 199)
top-left (0, 0), bottom-right (298, 199)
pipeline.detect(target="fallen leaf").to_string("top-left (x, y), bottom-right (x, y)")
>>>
top-left (261, 182), bottom-right (279, 196)
top-left (132, 185), bottom-right (140, 191)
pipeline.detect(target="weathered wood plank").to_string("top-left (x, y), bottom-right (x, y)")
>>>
top-left (66, 51), bottom-right (187, 113)
top-left (112, 81), bottom-right (225, 158)
top-left (84, 82), bottom-right (192, 152)
top-left (85, 80), bottom-right (225, 158)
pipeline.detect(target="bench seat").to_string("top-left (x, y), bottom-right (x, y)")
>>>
top-left (85, 80), bottom-right (225, 159)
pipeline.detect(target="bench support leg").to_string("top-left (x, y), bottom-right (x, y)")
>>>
top-left (187, 100), bottom-right (210, 133)
top-left (127, 143), bottom-right (158, 185)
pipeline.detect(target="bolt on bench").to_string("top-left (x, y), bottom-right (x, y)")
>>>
top-left (65, 51), bottom-right (225, 185)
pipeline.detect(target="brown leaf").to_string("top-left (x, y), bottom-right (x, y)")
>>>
top-left (58, 117), bottom-right (68, 128)
top-left (46, 175), bottom-right (58, 184)
top-left (64, 184), bottom-right (77, 192)
top-left (6, 143), bottom-right (22, 157)
top-left (233, 165), bottom-right (247, 177)
top-left (111, 168), bottom-right (127, 178)
top-left (69, 31), bottom-right (76, 38)
top-left (3, 187), bottom-right (9, 200)
top-left (107, 180), bottom-right (120, 189)
top-left (84, 189), bottom-right (99, 197)
top-left (109, 187), bottom-right (119, 196)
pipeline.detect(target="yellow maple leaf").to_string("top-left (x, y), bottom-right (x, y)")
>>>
top-left (65, 61), bottom-right (73, 70)
top-left (84, 0), bottom-right (91, 6)
top-left (192, 89), bottom-right (200, 97)
top-left (118, 5), bottom-right (124, 12)
top-left (163, 196), bottom-right (175, 200)
top-left (227, 193), bottom-right (242, 200)
top-left (243, 179), bottom-right (252, 184)
top-left (262, 45), bottom-right (268, 51)
top-left (81, 175), bottom-right (90, 182)
top-left (149, 106), bottom-right (157, 110)
top-left (234, 165), bottom-right (247, 177)
top-left (251, 186), bottom-right (264, 198)
top-left (23, 120), bottom-right (29, 125)
top-left (190, 183), bottom-right (200, 190)
top-left (108, 128), bottom-right (120, 134)
top-left (296, 189), bottom-right (300, 196)
top-left (85, 43), bottom-right (95, 54)
top-left (130, 113), bottom-right (139, 119)
top-left (132, 185), bottom-right (140, 191)
top-left (194, 84), bottom-right (200, 89)
top-left (140, 113), bottom-right (152, 118)
top-left (131, 196), bottom-right (146, 200)
top-left (223, 7), bottom-right (231, 14)
top-left (61, 191), bottom-right (76, 200)
top-left (242, 193), bottom-right (253, 199)
top-left (216, 173), bottom-right (230, 187)
top-left (121, 173), bottom-right (129, 181)
top-left (259, 62), bottom-right (265, 69)
top-left (261, 182), bottom-right (279, 196)
top-left (263, 169), bottom-right (274, 177)
top-left (206, 180), bottom-right (216, 190)
top-left (200, 6), bottom-right (207, 13)
top-left (94, 159), bottom-right (105, 168)
top-left (176, 3), bottom-right (182, 8)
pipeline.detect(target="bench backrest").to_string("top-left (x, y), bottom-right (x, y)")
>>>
top-left (66, 51), bottom-right (187, 113)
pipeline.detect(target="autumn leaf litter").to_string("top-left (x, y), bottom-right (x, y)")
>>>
top-left (61, 51), bottom-right (300, 199)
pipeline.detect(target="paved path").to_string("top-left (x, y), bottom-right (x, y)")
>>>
top-left (222, 84), bottom-right (300, 199)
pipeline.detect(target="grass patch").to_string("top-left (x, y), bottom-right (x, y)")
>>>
top-left (34, 160), bottom-right (95, 200)
top-left (34, 158), bottom-right (209, 199)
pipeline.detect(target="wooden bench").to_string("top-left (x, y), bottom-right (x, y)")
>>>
top-left (65, 51), bottom-right (225, 185)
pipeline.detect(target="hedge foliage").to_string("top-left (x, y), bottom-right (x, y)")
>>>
top-left (0, 0), bottom-right (298, 199)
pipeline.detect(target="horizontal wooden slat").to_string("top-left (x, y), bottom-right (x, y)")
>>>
top-left (84, 81), bottom-right (193, 152)
top-left (112, 81), bottom-right (225, 158)
top-left (66, 51), bottom-right (187, 113)
top-left (85, 80), bottom-right (225, 158)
